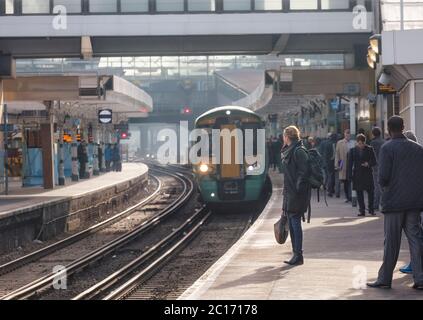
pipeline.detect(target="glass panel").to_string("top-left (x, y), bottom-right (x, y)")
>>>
top-left (22, 0), bottom-right (50, 13)
top-left (188, 0), bottom-right (216, 11)
top-left (5, 0), bottom-right (14, 14)
top-left (53, 0), bottom-right (82, 13)
top-left (290, 0), bottom-right (318, 10)
top-left (321, 0), bottom-right (349, 10)
top-left (89, 0), bottom-right (118, 12)
top-left (415, 82), bottom-right (423, 104)
top-left (255, 0), bottom-right (282, 10)
top-left (121, 0), bottom-right (149, 12)
top-left (156, 0), bottom-right (184, 12)
top-left (223, 0), bottom-right (251, 11)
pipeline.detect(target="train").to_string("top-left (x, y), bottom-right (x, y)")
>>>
top-left (192, 106), bottom-right (269, 204)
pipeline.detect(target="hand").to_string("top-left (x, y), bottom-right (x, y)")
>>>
top-left (361, 162), bottom-right (369, 167)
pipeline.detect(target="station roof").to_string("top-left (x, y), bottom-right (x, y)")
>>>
top-left (3, 75), bottom-right (153, 118)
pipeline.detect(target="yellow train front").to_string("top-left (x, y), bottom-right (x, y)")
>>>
top-left (193, 106), bottom-right (269, 204)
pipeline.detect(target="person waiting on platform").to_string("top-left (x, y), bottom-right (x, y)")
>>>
top-left (335, 129), bottom-right (353, 203)
top-left (367, 116), bottom-right (423, 290)
top-left (280, 126), bottom-right (310, 266)
top-left (77, 140), bottom-right (88, 179)
top-left (347, 134), bottom-right (377, 216)
top-left (112, 144), bottom-right (122, 172)
top-left (105, 144), bottom-right (112, 172)
top-left (399, 130), bottom-right (422, 275)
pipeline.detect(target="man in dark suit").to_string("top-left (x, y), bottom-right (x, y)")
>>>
top-left (347, 134), bottom-right (377, 216)
top-left (367, 116), bottom-right (423, 290)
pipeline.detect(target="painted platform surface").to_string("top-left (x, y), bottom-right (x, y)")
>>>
top-left (180, 173), bottom-right (423, 300)
top-left (0, 163), bottom-right (148, 218)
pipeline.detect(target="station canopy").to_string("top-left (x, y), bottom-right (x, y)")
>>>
top-left (3, 75), bottom-right (153, 119)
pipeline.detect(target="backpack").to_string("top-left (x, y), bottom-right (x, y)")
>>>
top-left (306, 148), bottom-right (325, 190)
top-left (295, 147), bottom-right (327, 223)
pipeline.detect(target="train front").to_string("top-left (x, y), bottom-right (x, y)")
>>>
top-left (193, 106), bottom-right (268, 204)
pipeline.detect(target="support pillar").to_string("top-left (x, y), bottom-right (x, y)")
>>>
top-left (350, 97), bottom-right (358, 208)
top-left (93, 125), bottom-right (100, 176)
top-left (58, 126), bottom-right (65, 185)
top-left (71, 127), bottom-right (79, 181)
top-left (83, 124), bottom-right (90, 179)
top-left (0, 79), bottom-right (5, 194)
top-left (40, 120), bottom-right (55, 189)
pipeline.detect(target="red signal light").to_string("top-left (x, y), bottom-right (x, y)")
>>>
top-left (182, 107), bottom-right (192, 115)
top-left (121, 132), bottom-right (128, 139)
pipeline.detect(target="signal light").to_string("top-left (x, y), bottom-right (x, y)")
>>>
top-left (181, 107), bottom-right (192, 115)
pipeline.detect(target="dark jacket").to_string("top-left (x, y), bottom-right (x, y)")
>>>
top-left (378, 134), bottom-right (423, 213)
top-left (370, 137), bottom-right (385, 162)
top-left (281, 140), bottom-right (310, 215)
top-left (347, 145), bottom-right (376, 191)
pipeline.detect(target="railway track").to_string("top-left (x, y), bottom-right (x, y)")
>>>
top-left (0, 166), bottom-right (193, 300)
top-left (73, 206), bottom-right (211, 300)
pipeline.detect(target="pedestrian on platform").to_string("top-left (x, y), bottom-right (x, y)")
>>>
top-left (335, 129), bottom-right (353, 202)
top-left (323, 133), bottom-right (337, 197)
top-left (280, 126), bottom-right (310, 266)
top-left (399, 130), bottom-right (422, 275)
top-left (105, 144), bottom-right (112, 172)
top-left (77, 140), bottom-right (88, 179)
top-left (370, 127), bottom-right (385, 212)
top-left (113, 144), bottom-right (122, 172)
top-left (272, 135), bottom-right (283, 172)
top-left (367, 116), bottom-right (423, 290)
top-left (267, 137), bottom-right (275, 170)
top-left (347, 134), bottom-right (376, 216)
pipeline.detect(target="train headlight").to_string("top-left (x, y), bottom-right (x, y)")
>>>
top-left (247, 162), bottom-right (262, 174)
top-left (199, 164), bottom-right (209, 173)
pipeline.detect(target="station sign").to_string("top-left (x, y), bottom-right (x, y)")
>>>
top-left (377, 83), bottom-right (396, 95)
top-left (0, 124), bottom-right (15, 132)
top-left (98, 109), bottom-right (113, 124)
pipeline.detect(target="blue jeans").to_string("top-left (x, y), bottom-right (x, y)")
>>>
top-left (288, 213), bottom-right (303, 255)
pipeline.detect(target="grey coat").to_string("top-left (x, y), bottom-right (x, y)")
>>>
top-left (378, 134), bottom-right (423, 213)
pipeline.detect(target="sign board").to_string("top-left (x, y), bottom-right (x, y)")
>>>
top-left (330, 99), bottom-right (339, 111)
top-left (0, 124), bottom-right (15, 132)
top-left (114, 123), bottom-right (129, 131)
top-left (343, 83), bottom-right (361, 96)
top-left (98, 109), bottom-right (113, 124)
top-left (377, 83), bottom-right (396, 95)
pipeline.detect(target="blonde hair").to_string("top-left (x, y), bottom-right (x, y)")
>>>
top-left (283, 126), bottom-right (301, 142)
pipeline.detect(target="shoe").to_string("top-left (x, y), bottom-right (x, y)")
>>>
top-left (400, 263), bottom-right (413, 274)
top-left (369, 211), bottom-right (376, 216)
top-left (336, 195), bottom-right (340, 198)
top-left (367, 282), bottom-right (391, 289)
top-left (345, 199), bottom-right (351, 203)
top-left (328, 193), bottom-right (333, 198)
top-left (412, 283), bottom-right (423, 290)
top-left (284, 254), bottom-right (304, 266)
top-left (357, 213), bottom-right (365, 217)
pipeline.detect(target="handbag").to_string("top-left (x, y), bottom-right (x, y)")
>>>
top-left (274, 212), bottom-right (289, 244)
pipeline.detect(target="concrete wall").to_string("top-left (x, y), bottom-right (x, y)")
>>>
top-left (292, 69), bottom-right (374, 98)
top-left (0, 171), bottom-right (148, 254)
top-left (0, 12), bottom-right (373, 37)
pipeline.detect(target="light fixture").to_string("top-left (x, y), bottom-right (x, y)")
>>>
top-left (226, 110), bottom-right (231, 115)
top-left (370, 34), bottom-right (381, 55)
top-left (368, 46), bottom-right (378, 63)
top-left (367, 54), bottom-right (375, 70)
top-left (199, 164), bottom-right (209, 173)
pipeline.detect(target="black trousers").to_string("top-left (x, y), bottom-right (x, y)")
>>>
top-left (357, 188), bottom-right (374, 214)
top-left (340, 180), bottom-right (351, 201)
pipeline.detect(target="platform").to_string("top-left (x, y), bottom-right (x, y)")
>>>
top-left (0, 163), bottom-right (149, 253)
top-left (180, 173), bottom-right (423, 300)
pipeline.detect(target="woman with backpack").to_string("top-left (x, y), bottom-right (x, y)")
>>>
top-left (281, 126), bottom-right (311, 266)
